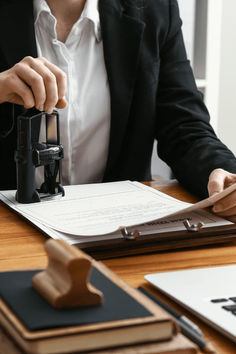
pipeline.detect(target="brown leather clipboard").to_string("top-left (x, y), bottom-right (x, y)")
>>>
top-left (1, 196), bottom-right (236, 260)
top-left (78, 223), bottom-right (236, 259)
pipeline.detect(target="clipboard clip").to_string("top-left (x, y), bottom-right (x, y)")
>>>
top-left (183, 219), bottom-right (204, 232)
top-left (121, 227), bottom-right (140, 240)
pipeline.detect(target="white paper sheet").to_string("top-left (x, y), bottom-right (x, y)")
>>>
top-left (0, 181), bottom-right (233, 239)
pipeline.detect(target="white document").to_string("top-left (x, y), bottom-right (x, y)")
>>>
top-left (0, 181), bottom-right (234, 244)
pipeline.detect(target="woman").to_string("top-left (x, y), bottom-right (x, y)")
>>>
top-left (0, 0), bottom-right (236, 220)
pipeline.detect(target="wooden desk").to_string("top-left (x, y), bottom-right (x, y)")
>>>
top-left (0, 178), bottom-right (236, 353)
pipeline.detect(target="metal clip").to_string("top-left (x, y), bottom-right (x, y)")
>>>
top-left (121, 227), bottom-right (140, 240)
top-left (183, 219), bottom-right (204, 232)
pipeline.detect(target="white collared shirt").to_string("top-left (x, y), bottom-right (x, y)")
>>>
top-left (33, 0), bottom-right (111, 185)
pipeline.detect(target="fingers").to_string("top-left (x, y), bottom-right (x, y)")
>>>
top-left (213, 204), bottom-right (236, 223)
top-left (4, 74), bottom-right (35, 108)
top-left (39, 57), bottom-right (67, 103)
top-left (226, 215), bottom-right (236, 223)
top-left (208, 169), bottom-right (236, 221)
top-left (208, 168), bottom-right (236, 196)
top-left (23, 56), bottom-right (67, 113)
top-left (208, 169), bottom-right (226, 196)
top-left (0, 56), bottom-right (67, 113)
top-left (14, 60), bottom-right (47, 110)
top-left (213, 191), bottom-right (236, 214)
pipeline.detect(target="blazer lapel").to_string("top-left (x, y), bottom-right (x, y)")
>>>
top-left (99, 0), bottom-right (145, 177)
top-left (0, 0), bottom-right (37, 68)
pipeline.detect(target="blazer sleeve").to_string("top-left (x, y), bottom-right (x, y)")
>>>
top-left (156, 0), bottom-right (236, 198)
top-left (0, 51), bottom-right (15, 140)
top-left (0, 103), bottom-right (15, 139)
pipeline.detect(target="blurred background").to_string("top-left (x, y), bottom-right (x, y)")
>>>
top-left (152, 0), bottom-right (236, 178)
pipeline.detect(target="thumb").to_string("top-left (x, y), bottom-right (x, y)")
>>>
top-left (7, 94), bottom-right (25, 107)
top-left (207, 169), bottom-right (226, 196)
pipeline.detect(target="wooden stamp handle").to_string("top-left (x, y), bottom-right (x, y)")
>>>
top-left (32, 240), bottom-right (103, 308)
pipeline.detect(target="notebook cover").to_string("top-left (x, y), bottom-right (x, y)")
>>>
top-left (0, 327), bottom-right (197, 354)
top-left (0, 268), bottom-right (152, 331)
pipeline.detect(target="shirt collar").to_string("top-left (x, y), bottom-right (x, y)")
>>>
top-left (33, 0), bottom-right (101, 42)
top-left (81, 0), bottom-right (101, 41)
top-left (34, 0), bottom-right (51, 24)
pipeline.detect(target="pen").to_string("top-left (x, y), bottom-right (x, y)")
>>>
top-left (138, 286), bottom-right (215, 354)
top-left (138, 286), bottom-right (202, 336)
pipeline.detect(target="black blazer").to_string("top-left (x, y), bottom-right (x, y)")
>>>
top-left (0, 0), bottom-right (236, 197)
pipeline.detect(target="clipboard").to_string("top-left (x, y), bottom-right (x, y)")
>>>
top-left (1, 180), bottom-right (236, 260)
top-left (1, 196), bottom-right (236, 260)
top-left (78, 223), bottom-right (236, 259)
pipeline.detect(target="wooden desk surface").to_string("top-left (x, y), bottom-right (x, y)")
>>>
top-left (0, 178), bottom-right (236, 353)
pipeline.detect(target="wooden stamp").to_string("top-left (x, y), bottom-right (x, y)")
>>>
top-left (32, 239), bottom-right (103, 308)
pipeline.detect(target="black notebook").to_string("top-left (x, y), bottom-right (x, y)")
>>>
top-left (0, 263), bottom-right (175, 353)
top-left (0, 268), bottom-right (151, 331)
